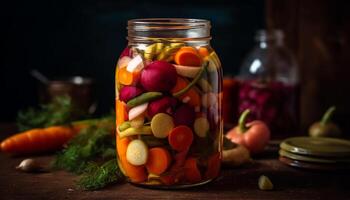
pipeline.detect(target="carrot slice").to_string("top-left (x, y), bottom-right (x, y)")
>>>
top-left (160, 149), bottom-right (188, 185)
top-left (174, 46), bottom-right (202, 66)
top-left (168, 126), bottom-right (194, 152)
top-left (116, 100), bottom-right (128, 126)
top-left (171, 77), bottom-right (201, 108)
top-left (146, 147), bottom-right (171, 175)
top-left (205, 152), bottom-right (221, 179)
top-left (116, 135), bottom-right (147, 183)
top-left (184, 157), bottom-right (202, 183)
top-left (118, 67), bottom-right (140, 85)
top-left (198, 47), bottom-right (209, 58)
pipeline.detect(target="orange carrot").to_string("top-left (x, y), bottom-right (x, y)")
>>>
top-left (0, 126), bottom-right (80, 154)
top-left (117, 67), bottom-right (140, 85)
top-left (174, 46), bottom-right (202, 66)
top-left (171, 77), bottom-right (201, 108)
top-left (205, 152), bottom-right (221, 179)
top-left (184, 157), bottom-right (202, 183)
top-left (198, 47), bottom-right (209, 58)
top-left (168, 126), bottom-right (194, 152)
top-left (116, 134), bottom-right (147, 183)
top-left (160, 148), bottom-right (188, 185)
top-left (116, 100), bottom-right (128, 126)
top-left (146, 147), bottom-right (171, 175)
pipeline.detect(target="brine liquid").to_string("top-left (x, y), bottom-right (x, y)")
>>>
top-left (238, 80), bottom-right (299, 138)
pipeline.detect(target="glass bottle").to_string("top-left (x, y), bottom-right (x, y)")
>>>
top-left (238, 30), bottom-right (299, 138)
top-left (115, 18), bottom-right (223, 188)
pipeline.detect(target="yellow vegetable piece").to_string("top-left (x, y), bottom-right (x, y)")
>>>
top-left (194, 117), bottom-right (210, 138)
top-left (130, 115), bottom-right (145, 129)
top-left (151, 113), bottom-right (174, 138)
top-left (126, 139), bottom-right (148, 166)
top-left (119, 126), bottom-right (152, 139)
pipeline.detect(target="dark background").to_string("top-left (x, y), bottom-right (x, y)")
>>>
top-left (2, 0), bottom-right (350, 134)
top-left (1, 0), bottom-right (265, 121)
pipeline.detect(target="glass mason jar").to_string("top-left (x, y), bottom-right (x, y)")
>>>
top-left (115, 19), bottom-right (223, 188)
top-left (238, 30), bottom-right (299, 138)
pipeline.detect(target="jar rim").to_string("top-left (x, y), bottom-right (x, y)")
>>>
top-left (128, 18), bottom-right (211, 30)
top-left (127, 18), bottom-right (211, 42)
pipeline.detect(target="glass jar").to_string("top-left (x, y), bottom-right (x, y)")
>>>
top-left (115, 19), bottom-right (223, 188)
top-left (238, 30), bottom-right (299, 138)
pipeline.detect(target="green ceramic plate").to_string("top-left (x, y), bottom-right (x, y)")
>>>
top-left (279, 149), bottom-right (350, 164)
top-left (280, 137), bottom-right (350, 157)
top-left (279, 156), bottom-right (350, 171)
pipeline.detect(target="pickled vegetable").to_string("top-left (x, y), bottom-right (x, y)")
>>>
top-left (126, 139), bottom-right (149, 166)
top-left (194, 117), bottom-right (210, 138)
top-left (151, 113), bottom-right (174, 138)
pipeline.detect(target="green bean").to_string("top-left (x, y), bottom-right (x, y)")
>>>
top-left (127, 92), bottom-right (163, 108)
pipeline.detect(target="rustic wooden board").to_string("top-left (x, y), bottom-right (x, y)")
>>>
top-left (0, 153), bottom-right (349, 200)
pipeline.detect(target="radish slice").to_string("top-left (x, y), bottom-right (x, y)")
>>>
top-left (126, 139), bottom-right (148, 166)
top-left (174, 64), bottom-right (201, 78)
top-left (128, 103), bottom-right (148, 120)
top-left (127, 55), bottom-right (144, 72)
top-left (194, 117), bottom-right (210, 138)
top-left (151, 113), bottom-right (174, 138)
top-left (117, 56), bottom-right (132, 68)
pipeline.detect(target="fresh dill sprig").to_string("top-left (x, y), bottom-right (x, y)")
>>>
top-left (53, 125), bottom-right (116, 174)
top-left (17, 95), bottom-right (76, 131)
top-left (77, 159), bottom-right (124, 190)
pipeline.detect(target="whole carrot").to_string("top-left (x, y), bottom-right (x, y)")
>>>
top-left (0, 125), bottom-right (80, 154)
top-left (0, 118), bottom-right (114, 154)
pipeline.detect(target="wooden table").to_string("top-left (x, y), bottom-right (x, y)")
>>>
top-left (0, 124), bottom-right (349, 200)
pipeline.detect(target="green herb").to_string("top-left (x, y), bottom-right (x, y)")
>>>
top-left (53, 125), bottom-right (116, 174)
top-left (17, 96), bottom-right (77, 131)
top-left (77, 159), bottom-right (124, 190)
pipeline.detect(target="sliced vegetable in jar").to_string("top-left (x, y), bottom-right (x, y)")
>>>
top-left (119, 126), bottom-right (152, 139)
top-left (151, 113), bottom-right (174, 138)
top-left (146, 147), bottom-right (171, 175)
top-left (130, 115), bottom-right (145, 129)
top-left (128, 103), bottom-right (148, 121)
top-left (126, 139), bottom-right (149, 166)
top-left (127, 55), bottom-right (144, 72)
top-left (116, 100), bottom-right (128, 126)
top-left (116, 135), bottom-right (147, 183)
top-left (174, 46), bottom-right (202, 66)
top-left (184, 157), bottom-right (202, 183)
top-left (174, 64), bottom-right (202, 78)
top-left (118, 67), bottom-right (140, 86)
top-left (168, 126), bottom-right (194, 152)
top-left (205, 152), bottom-right (221, 179)
top-left (171, 77), bottom-right (201, 108)
top-left (194, 117), bottom-right (210, 138)
top-left (127, 92), bottom-right (163, 108)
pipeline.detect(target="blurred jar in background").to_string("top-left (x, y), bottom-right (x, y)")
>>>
top-left (222, 77), bottom-right (239, 125)
top-left (237, 30), bottom-right (299, 138)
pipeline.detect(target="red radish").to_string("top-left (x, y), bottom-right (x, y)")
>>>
top-left (127, 55), bottom-right (144, 72)
top-left (120, 47), bottom-right (131, 58)
top-left (119, 86), bottom-right (143, 102)
top-left (148, 96), bottom-right (177, 118)
top-left (140, 61), bottom-right (177, 92)
top-left (174, 104), bottom-right (195, 127)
